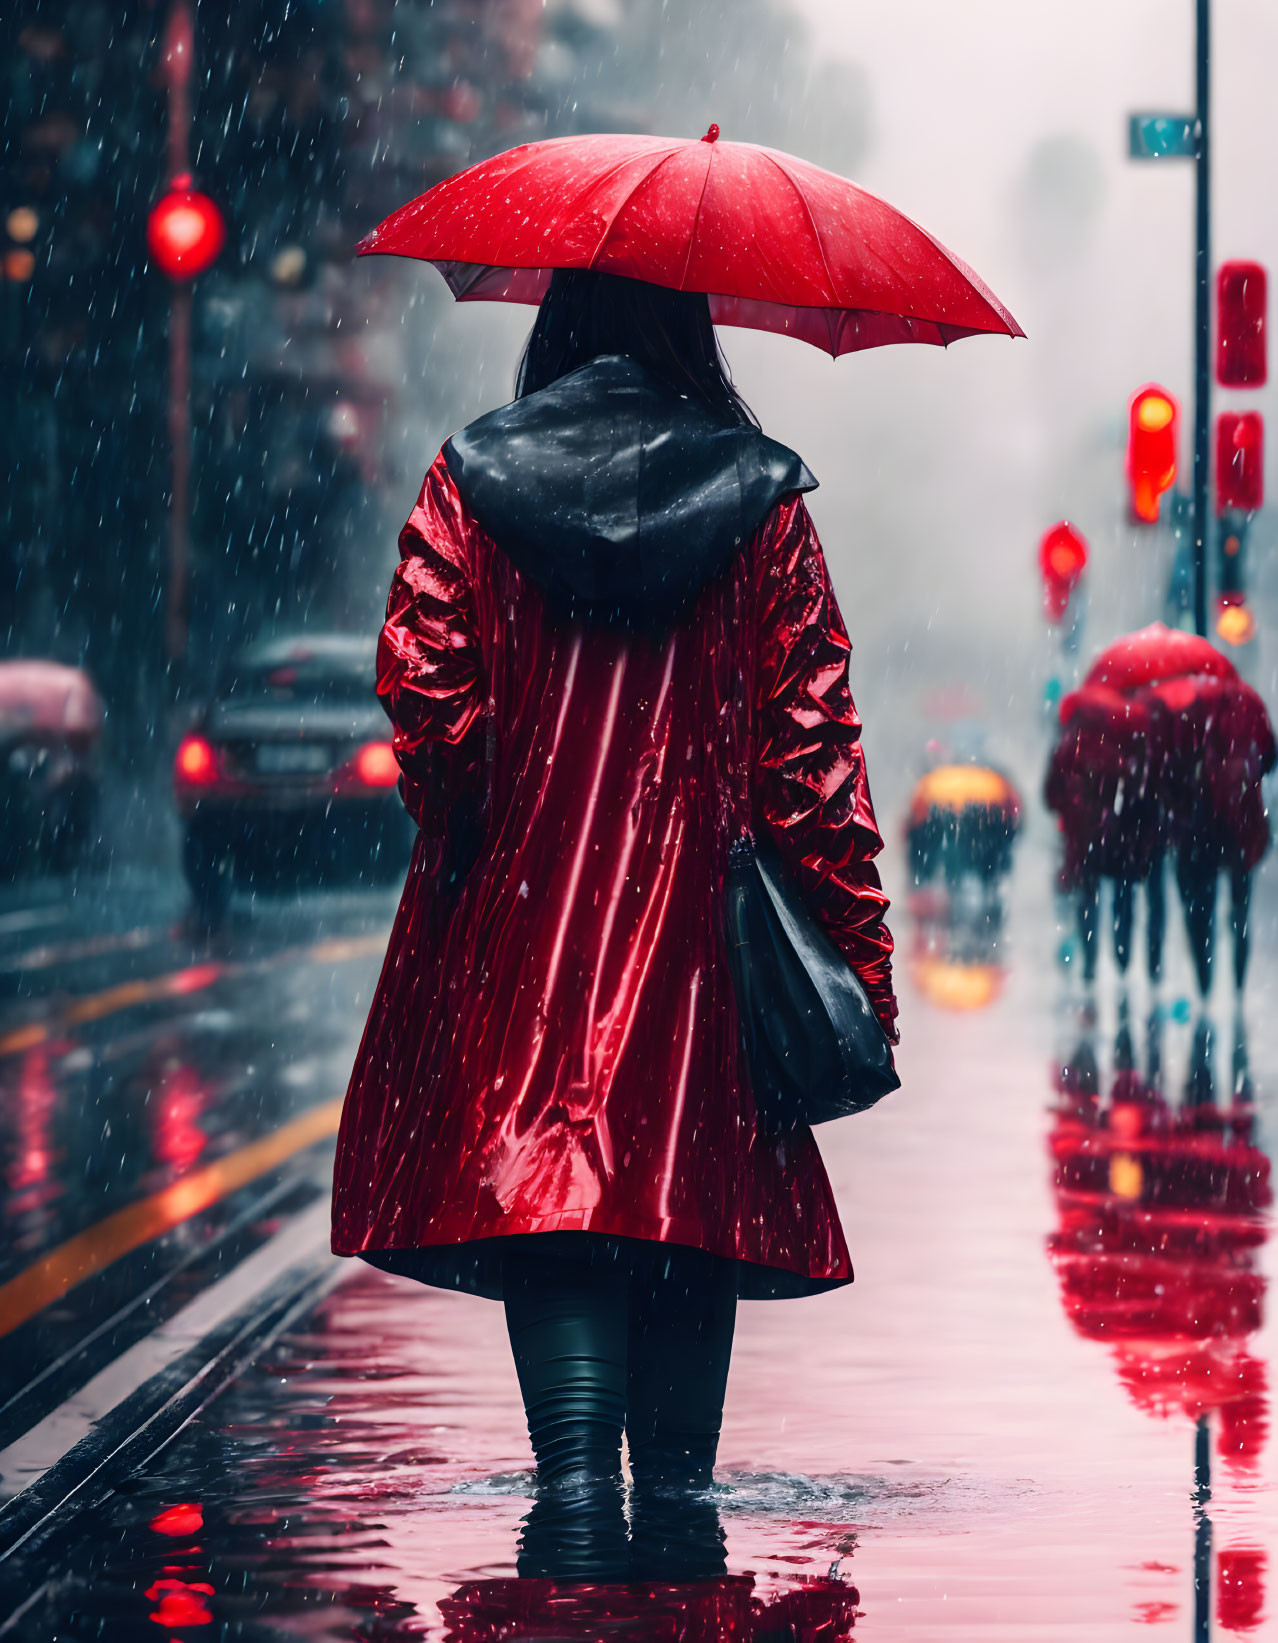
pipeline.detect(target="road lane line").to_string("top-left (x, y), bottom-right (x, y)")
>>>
top-left (0, 924), bottom-right (167, 976)
top-left (0, 967), bottom-right (226, 1056)
top-left (0, 1172), bottom-right (307, 1435)
top-left (0, 1099), bottom-right (343, 1338)
top-left (0, 907), bottom-right (70, 937)
top-left (0, 932), bottom-right (386, 1059)
top-left (0, 1200), bottom-right (337, 1504)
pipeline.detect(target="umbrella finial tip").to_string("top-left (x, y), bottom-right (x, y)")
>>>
top-left (701, 123), bottom-right (720, 144)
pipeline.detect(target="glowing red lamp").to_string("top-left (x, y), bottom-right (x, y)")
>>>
top-left (147, 175), bottom-right (225, 281)
top-left (1216, 411), bottom-right (1264, 514)
top-left (1217, 261), bottom-right (1266, 387)
top-left (1126, 386), bottom-right (1179, 523)
top-left (174, 734), bottom-right (218, 785)
top-left (352, 741), bottom-right (400, 788)
top-left (1038, 521), bottom-right (1089, 623)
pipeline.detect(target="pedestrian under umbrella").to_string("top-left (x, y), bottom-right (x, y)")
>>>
top-left (1045, 683), bottom-right (1162, 982)
top-left (1135, 670), bottom-right (1276, 992)
top-left (1065, 623), bottom-right (1276, 994)
top-left (332, 125), bottom-right (1020, 1568)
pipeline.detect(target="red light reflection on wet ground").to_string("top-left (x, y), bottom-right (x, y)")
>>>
top-left (146, 1576), bottom-right (215, 1626)
top-left (150, 1502), bottom-right (205, 1538)
top-left (14, 881), bottom-right (1278, 1640)
top-left (6, 1047), bottom-right (61, 1205)
top-left (151, 1062), bottom-right (209, 1174)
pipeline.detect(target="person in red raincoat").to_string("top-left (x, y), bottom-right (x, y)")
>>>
top-left (331, 271), bottom-right (897, 1567)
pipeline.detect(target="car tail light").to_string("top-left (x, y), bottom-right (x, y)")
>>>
top-left (351, 741), bottom-right (399, 788)
top-left (174, 735), bottom-right (218, 785)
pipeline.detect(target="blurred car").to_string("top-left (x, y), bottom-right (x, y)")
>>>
top-left (174, 634), bottom-right (413, 917)
top-left (0, 660), bottom-right (103, 877)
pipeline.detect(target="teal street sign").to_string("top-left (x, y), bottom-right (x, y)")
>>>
top-left (1128, 113), bottom-right (1198, 159)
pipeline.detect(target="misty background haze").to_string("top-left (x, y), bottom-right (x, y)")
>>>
top-left (8, 0), bottom-right (1276, 839)
top-left (383, 0), bottom-right (1278, 822)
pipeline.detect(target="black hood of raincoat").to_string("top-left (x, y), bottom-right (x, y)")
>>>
top-left (442, 354), bottom-right (816, 624)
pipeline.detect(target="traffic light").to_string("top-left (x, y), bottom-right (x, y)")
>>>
top-left (1126, 385), bottom-right (1179, 522)
top-left (1038, 521), bottom-right (1088, 622)
top-left (1216, 412), bottom-right (1264, 514)
top-left (146, 175), bottom-right (225, 281)
top-left (1217, 261), bottom-right (1267, 387)
top-left (1216, 512), bottom-right (1255, 647)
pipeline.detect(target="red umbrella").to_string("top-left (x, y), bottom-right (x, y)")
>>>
top-left (1083, 621), bottom-right (1236, 693)
top-left (357, 127), bottom-right (1023, 358)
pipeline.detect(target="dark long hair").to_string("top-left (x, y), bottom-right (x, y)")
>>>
top-left (516, 269), bottom-right (758, 428)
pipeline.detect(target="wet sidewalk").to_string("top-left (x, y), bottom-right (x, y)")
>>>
top-left (6, 863), bottom-right (1276, 1640)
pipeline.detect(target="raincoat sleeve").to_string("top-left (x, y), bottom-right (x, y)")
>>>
top-left (753, 497), bottom-right (898, 1041)
top-left (376, 454), bottom-right (487, 847)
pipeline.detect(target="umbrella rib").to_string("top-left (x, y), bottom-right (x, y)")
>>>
top-left (761, 150), bottom-right (977, 326)
top-left (587, 146), bottom-right (686, 269)
top-left (676, 148), bottom-right (716, 290)
top-left (759, 150), bottom-right (841, 305)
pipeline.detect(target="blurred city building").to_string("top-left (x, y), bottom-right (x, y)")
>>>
top-left (2, 0), bottom-right (866, 762)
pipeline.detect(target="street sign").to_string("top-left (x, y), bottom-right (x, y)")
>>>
top-left (1128, 113), bottom-right (1198, 159)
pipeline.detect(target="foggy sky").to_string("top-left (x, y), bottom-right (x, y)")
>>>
top-left (757, 0), bottom-right (1278, 789)
top-left (392, 0), bottom-right (1278, 812)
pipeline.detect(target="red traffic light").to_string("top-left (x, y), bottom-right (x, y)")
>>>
top-left (1038, 521), bottom-right (1088, 622)
top-left (1126, 385), bottom-right (1179, 523)
top-left (147, 177), bottom-right (225, 281)
top-left (1216, 261), bottom-right (1266, 387)
top-left (1216, 412), bottom-right (1264, 514)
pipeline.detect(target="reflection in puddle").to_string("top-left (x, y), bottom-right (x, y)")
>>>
top-left (437, 1573), bottom-right (860, 1641)
top-left (1049, 1003), bottom-right (1272, 1638)
top-left (14, 861), bottom-right (1278, 1639)
top-left (21, 1270), bottom-right (869, 1640)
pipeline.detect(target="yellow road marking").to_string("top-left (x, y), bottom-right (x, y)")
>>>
top-left (0, 1024), bottom-right (47, 1056)
top-left (0, 935), bottom-right (386, 1060)
top-left (0, 1098), bottom-right (344, 1338)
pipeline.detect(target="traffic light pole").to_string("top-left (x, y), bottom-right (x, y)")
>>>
top-left (162, 0), bottom-right (194, 671)
top-left (1192, 0), bottom-right (1211, 638)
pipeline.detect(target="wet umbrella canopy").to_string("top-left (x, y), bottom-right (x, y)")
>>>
top-left (356, 127), bottom-right (1024, 357)
top-left (1082, 621), bottom-right (1236, 692)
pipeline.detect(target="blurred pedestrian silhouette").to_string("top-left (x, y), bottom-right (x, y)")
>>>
top-left (905, 762), bottom-right (1020, 909)
top-left (1045, 623), bottom-right (1274, 992)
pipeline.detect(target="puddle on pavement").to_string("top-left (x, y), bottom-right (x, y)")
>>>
top-left (15, 872), bottom-right (1278, 1640)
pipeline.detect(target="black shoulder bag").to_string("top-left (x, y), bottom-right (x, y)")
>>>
top-left (725, 834), bottom-right (900, 1130)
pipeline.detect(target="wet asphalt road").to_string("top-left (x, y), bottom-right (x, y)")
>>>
top-left (0, 842), bottom-right (1275, 1641)
top-left (0, 870), bottom-right (393, 1468)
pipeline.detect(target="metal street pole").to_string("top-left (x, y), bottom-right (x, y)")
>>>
top-left (1192, 1412), bottom-right (1212, 1643)
top-left (162, 0), bottom-right (194, 669)
top-left (1192, 0), bottom-right (1211, 638)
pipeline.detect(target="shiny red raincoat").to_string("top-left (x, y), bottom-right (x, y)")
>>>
top-left (331, 454), bottom-right (896, 1298)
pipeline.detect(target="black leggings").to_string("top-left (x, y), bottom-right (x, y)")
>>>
top-left (502, 1233), bottom-right (738, 1492)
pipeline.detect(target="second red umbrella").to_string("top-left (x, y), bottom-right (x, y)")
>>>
top-left (1083, 621), bottom-right (1236, 693)
top-left (357, 126), bottom-right (1023, 358)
